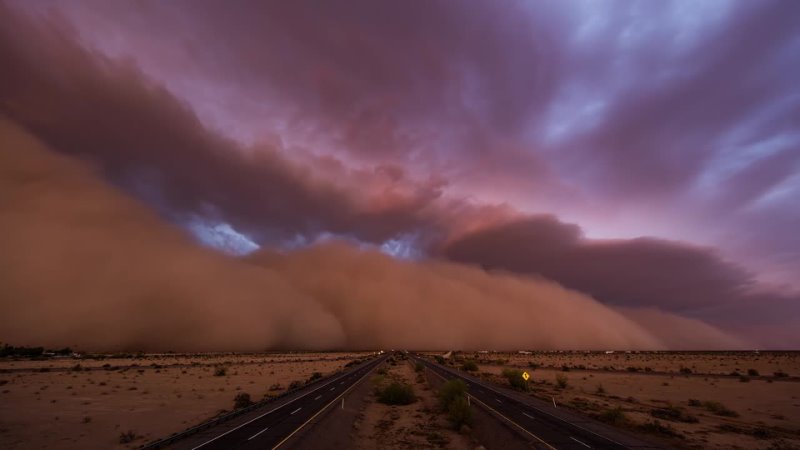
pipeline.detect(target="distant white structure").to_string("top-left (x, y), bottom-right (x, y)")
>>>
top-left (518, 350), bottom-right (532, 355)
top-left (605, 350), bottom-right (615, 354)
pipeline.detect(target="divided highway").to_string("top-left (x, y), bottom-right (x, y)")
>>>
top-left (412, 354), bottom-right (665, 450)
top-left (172, 354), bottom-right (387, 450)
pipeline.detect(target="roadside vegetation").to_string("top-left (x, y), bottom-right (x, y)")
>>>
top-left (1, 344), bottom-right (73, 358)
top-left (307, 371), bottom-right (322, 383)
top-left (233, 392), bottom-right (252, 409)
top-left (437, 379), bottom-right (472, 428)
top-left (443, 350), bottom-right (800, 449)
top-left (650, 405), bottom-right (698, 423)
top-left (555, 373), bottom-right (568, 389)
top-left (377, 381), bottom-right (416, 405)
top-left (461, 360), bottom-right (479, 372)
top-left (118, 430), bottom-right (138, 444)
top-left (501, 368), bottom-right (528, 390)
top-left (688, 399), bottom-right (739, 417)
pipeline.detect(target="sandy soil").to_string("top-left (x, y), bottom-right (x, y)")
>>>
top-left (441, 352), bottom-right (800, 450)
top-left (0, 352), bottom-right (362, 372)
top-left (351, 358), bottom-right (475, 449)
top-left (0, 352), bottom-right (366, 449)
top-left (449, 351), bottom-right (800, 377)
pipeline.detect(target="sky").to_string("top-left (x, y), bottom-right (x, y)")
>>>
top-left (1, 0), bottom-right (798, 350)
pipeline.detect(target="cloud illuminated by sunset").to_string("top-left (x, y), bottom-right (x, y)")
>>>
top-left (1, 0), bottom-right (798, 349)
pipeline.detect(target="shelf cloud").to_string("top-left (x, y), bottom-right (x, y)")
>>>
top-left (1, 0), bottom-right (797, 349)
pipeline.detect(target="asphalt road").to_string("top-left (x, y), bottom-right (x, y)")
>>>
top-left (412, 355), bottom-right (665, 450)
top-left (174, 354), bottom-right (387, 450)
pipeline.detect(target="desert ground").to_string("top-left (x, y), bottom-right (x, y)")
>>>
top-left (430, 351), bottom-right (800, 450)
top-left (3, 351), bottom-right (799, 450)
top-left (0, 352), bottom-right (367, 449)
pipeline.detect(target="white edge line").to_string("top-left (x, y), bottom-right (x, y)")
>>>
top-left (418, 357), bottom-right (556, 450)
top-left (189, 359), bottom-right (377, 450)
top-left (271, 357), bottom-right (384, 449)
top-left (420, 356), bottom-right (629, 449)
top-left (570, 436), bottom-right (591, 448)
top-left (247, 426), bottom-right (269, 441)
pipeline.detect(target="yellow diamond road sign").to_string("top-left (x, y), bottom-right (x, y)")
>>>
top-left (522, 371), bottom-right (530, 381)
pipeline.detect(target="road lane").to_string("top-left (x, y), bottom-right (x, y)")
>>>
top-left (171, 354), bottom-right (387, 450)
top-left (412, 355), bottom-right (665, 450)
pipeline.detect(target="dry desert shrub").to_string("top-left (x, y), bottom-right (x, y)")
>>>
top-left (460, 360), bottom-right (479, 372)
top-left (501, 368), bottom-right (528, 391)
top-left (555, 374), bottom-right (568, 389)
top-left (233, 392), bottom-right (252, 409)
top-left (118, 430), bottom-right (137, 444)
top-left (437, 379), bottom-right (471, 428)
top-left (377, 382), bottom-right (415, 405)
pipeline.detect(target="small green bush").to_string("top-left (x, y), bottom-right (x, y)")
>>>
top-left (637, 420), bottom-right (682, 438)
top-left (434, 356), bottom-right (445, 364)
top-left (501, 368), bottom-right (528, 390)
top-left (447, 395), bottom-right (472, 428)
top-left (234, 392), bottom-right (252, 409)
top-left (599, 407), bottom-right (627, 425)
top-left (461, 360), bottom-right (479, 372)
top-left (747, 368), bottom-right (760, 376)
top-left (119, 430), bottom-right (137, 444)
top-left (555, 374), bottom-right (568, 389)
top-left (438, 379), bottom-right (468, 408)
top-left (414, 362), bottom-right (424, 372)
top-left (650, 405), bottom-right (698, 423)
top-left (213, 366), bottom-right (227, 377)
top-left (702, 400), bottom-right (739, 417)
top-left (438, 379), bottom-right (471, 428)
top-left (378, 382), bottom-right (415, 405)
top-left (307, 371), bottom-right (322, 383)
